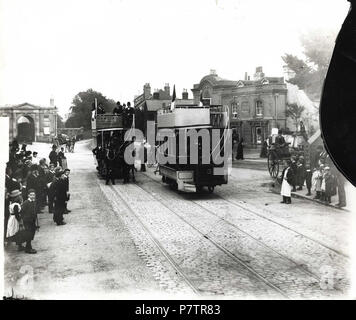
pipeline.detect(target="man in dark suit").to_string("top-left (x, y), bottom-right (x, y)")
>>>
top-left (47, 164), bottom-right (56, 213)
top-left (26, 165), bottom-right (42, 213)
top-left (53, 171), bottom-right (67, 226)
top-left (290, 157), bottom-right (298, 192)
top-left (275, 130), bottom-right (286, 147)
top-left (20, 189), bottom-right (38, 253)
top-left (126, 102), bottom-right (134, 127)
top-left (63, 169), bottom-right (71, 213)
top-left (49, 145), bottom-right (58, 167)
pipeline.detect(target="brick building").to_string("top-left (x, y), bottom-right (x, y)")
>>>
top-left (191, 68), bottom-right (288, 148)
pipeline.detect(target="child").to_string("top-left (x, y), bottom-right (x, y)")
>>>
top-left (312, 165), bottom-right (323, 200)
top-left (6, 189), bottom-right (24, 251)
top-left (324, 167), bottom-right (336, 203)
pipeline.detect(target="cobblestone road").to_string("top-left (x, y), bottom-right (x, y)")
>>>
top-left (4, 141), bottom-right (354, 299)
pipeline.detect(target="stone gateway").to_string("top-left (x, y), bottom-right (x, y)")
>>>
top-left (0, 100), bottom-right (57, 143)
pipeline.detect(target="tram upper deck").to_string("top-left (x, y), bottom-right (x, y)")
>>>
top-left (157, 105), bottom-right (229, 129)
top-left (91, 113), bottom-right (132, 131)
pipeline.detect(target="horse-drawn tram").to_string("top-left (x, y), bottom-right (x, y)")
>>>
top-left (156, 105), bottom-right (230, 193)
top-left (91, 113), bottom-right (134, 178)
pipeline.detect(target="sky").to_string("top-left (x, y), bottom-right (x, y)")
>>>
top-left (0, 0), bottom-right (350, 118)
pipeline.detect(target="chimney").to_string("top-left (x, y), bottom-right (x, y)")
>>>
top-left (244, 72), bottom-right (248, 81)
top-left (164, 83), bottom-right (170, 97)
top-left (50, 97), bottom-right (54, 107)
top-left (182, 88), bottom-right (188, 100)
top-left (248, 76), bottom-right (250, 81)
top-left (254, 66), bottom-right (265, 80)
top-left (144, 83), bottom-right (151, 99)
top-left (210, 69), bottom-right (217, 76)
top-left (153, 89), bottom-right (159, 100)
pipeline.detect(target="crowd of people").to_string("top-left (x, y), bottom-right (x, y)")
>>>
top-left (4, 140), bottom-right (72, 254)
top-left (280, 145), bottom-right (347, 208)
top-left (65, 136), bottom-right (76, 153)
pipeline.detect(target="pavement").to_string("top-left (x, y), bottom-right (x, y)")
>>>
top-left (4, 141), bottom-right (162, 299)
top-left (233, 148), bottom-right (354, 212)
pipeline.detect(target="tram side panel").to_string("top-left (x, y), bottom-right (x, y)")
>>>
top-left (158, 127), bottom-right (228, 191)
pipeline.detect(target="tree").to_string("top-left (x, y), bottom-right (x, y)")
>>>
top-left (56, 114), bottom-right (65, 129)
top-left (282, 28), bottom-right (337, 101)
top-left (286, 103), bottom-right (305, 132)
top-left (65, 89), bottom-right (116, 130)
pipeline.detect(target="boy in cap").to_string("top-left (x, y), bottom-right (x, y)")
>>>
top-left (19, 189), bottom-right (38, 254)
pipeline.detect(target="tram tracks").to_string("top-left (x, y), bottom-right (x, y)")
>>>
top-left (215, 193), bottom-right (350, 258)
top-left (140, 173), bottom-right (350, 296)
top-left (96, 168), bottom-right (349, 297)
top-left (107, 183), bottom-right (284, 298)
top-left (99, 184), bottom-right (197, 295)
top-left (225, 175), bottom-right (350, 258)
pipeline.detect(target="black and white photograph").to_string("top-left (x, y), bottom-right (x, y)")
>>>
top-left (1, 0), bottom-right (356, 302)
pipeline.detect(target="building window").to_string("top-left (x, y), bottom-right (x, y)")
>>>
top-left (256, 127), bottom-right (262, 144)
top-left (231, 102), bottom-right (239, 119)
top-left (255, 100), bottom-right (263, 117)
top-left (241, 101), bottom-right (249, 114)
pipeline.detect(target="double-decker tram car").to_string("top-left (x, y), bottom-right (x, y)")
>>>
top-left (91, 111), bottom-right (134, 179)
top-left (156, 105), bottom-right (230, 193)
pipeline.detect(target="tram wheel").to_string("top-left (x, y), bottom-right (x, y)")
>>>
top-left (196, 186), bottom-right (203, 193)
top-left (208, 186), bottom-right (215, 193)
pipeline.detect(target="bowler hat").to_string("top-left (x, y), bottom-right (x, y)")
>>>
top-left (55, 171), bottom-right (63, 178)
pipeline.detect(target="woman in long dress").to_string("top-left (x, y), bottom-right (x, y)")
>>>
top-left (236, 136), bottom-right (244, 160)
top-left (280, 160), bottom-right (294, 204)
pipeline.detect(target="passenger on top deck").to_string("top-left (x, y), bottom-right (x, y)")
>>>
top-left (113, 101), bottom-right (123, 115)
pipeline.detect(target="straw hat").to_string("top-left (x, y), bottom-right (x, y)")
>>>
top-left (9, 189), bottom-right (22, 198)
